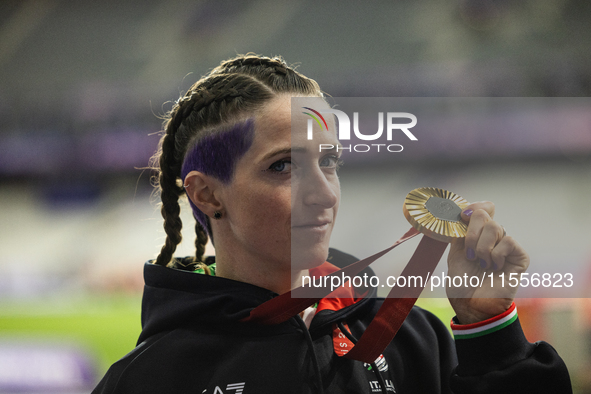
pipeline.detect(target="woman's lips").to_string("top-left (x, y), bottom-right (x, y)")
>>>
top-left (292, 221), bottom-right (331, 231)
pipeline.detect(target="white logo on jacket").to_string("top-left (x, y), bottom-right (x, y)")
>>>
top-left (369, 379), bottom-right (396, 393)
top-left (202, 382), bottom-right (245, 394)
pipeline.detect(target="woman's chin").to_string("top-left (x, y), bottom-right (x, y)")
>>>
top-left (290, 246), bottom-right (330, 272)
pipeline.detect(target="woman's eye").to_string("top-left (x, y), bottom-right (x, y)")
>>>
top-left (320, 155), bottom-right (343, 170)
top-left (268, 159), bottom-right (291, 173)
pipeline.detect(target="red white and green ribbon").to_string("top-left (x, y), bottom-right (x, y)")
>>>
top-left (451, 303), bottom-right (517, 340)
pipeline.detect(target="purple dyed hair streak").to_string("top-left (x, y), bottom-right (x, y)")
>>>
top-left (181, 118), bottom-right (255, 236)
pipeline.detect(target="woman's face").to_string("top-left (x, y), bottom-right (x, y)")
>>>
top-left (216, 95), bottom-right (341, 272)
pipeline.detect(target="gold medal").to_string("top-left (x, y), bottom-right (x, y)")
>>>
top-left (403, 187), bottom-right (469, 243)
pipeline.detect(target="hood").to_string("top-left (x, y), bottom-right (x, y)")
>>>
top-left (137, 248), bottom-right (378, 344)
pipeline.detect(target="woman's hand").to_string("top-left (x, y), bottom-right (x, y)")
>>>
top-left (446, 201), bottom-right (529, 324)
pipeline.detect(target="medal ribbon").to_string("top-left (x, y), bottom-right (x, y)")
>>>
top-left (241, 227), bottom-right (448, 364)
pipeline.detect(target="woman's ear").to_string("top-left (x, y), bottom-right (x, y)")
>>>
top-left (184, 171), bottom-right (223, 217)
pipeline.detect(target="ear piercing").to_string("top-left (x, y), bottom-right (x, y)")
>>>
top-left (213, 211), bottom-right (222, 220)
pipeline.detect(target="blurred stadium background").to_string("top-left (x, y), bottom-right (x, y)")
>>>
top-left (1, 0), bottom-right (591, 392)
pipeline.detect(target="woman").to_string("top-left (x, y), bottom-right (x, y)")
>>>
top-left (93, 55), bottom-right (571, 393)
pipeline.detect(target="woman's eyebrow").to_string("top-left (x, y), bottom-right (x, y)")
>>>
top-left (261, 146), bottom-right (307, 161)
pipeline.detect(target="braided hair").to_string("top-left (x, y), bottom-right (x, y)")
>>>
top-left (151, 54), bottom-right (322, 269)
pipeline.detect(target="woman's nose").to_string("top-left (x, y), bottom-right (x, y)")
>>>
top-left (301, 168), bottom-right (339, 208)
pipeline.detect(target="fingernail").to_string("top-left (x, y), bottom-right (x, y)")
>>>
top-left (463, 209), bottom-right (473, 217)
top-left (479, 259), bottom-right (487, 269)
top-left (492, 262), bottom-right (498, 271)
top-left (466, 248), bottom-right (475, 260)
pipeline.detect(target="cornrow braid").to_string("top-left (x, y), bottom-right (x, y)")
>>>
top-left (214, 55), bottom-right (290, 76)
top-left (153, 115), bottom-right (186, 267)
top-left (193, 221), bottom-right (209, 273)
top-left (152, 54), bottom-right (323, 269)
top-left (211, 54), bottom-right (320, 95)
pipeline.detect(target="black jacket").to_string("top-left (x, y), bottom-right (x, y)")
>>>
top-left (93, 250), bottom-right (572, 393)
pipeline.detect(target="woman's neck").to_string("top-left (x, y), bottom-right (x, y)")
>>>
top-left (213, 249), bottom-right (307, 295)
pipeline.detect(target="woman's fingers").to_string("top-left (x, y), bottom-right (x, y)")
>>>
top-left (475, 220), bottom-right (506, 270)
top-left (461, 201), bottom-right (495, 221)
top-left (463, 208), bottom-right (527, 272)
top-left (490, 235), bottom-right (529, 272)
top-left (462, 201), bottom-right (511, 270)
top-left (463, 208), bottom-right (492, 261)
